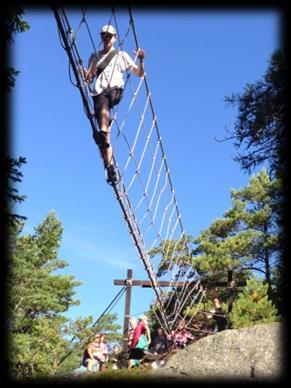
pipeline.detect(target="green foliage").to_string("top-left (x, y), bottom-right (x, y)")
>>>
top-left (3, 5), bottom-right (30, 91)
top-left (3, 5), bottom-right (30, 44)
top-left (7, 211), bottom-right (83, 378)
top-left (225, 50), bottom-right (286, 178)
top-left (58, 313), bottom-right (122, 375)
top-left (5, 156), bottom-right (27, 224)
top-left (8, 211), bottom-right (122, 378)
top-left (149, 169), bottom-right (283, 327)
top-left (148, 234), bottom-right (194, 277)
top-left (229, 277), bottom-right (279, 328)
top-left (193, 169), bottom-right (281, 291)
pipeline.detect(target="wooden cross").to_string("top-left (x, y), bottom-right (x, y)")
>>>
top-left (114, 268), bottom-right (245, 350)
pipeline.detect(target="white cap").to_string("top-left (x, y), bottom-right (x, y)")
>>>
top-left (100, 24), bottom-right (117, 35)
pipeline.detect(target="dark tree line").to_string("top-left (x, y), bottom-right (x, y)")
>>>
top-left (225, 50), bottom-right (287, 180)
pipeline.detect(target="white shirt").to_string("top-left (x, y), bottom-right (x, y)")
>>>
top-left (88, 49), bottom-right (137, 96)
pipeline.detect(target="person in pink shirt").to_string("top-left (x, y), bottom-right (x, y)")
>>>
top-left (128, 315), bottom-right (151, 369)
top-left (170, 319), bottom-right (195, 349)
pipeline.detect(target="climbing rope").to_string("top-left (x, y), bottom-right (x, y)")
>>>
top-left (52, 6), bottom-right (204, 334)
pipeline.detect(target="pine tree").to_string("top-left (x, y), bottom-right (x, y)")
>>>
top-left (8, 212), bottom-right (123, 378)
top-left (8, 211), bottom-right (82, 378)
top-left (229, 277), bottom-right (278, 328)
top-left (148, 170), bottom-right (282, 325)
top-left (192, 168), bottom-right (281, 296)
top-left (225, 50), bottom-right (286, 179)
top-left (3, 5), bottom-right (30, 91)
top-left (58, 313), bottom-right (122, 374)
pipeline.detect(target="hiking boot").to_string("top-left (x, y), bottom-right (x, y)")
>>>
top-left (107, 164), bottom-right (119, 185)
top-left (93, 130), bottom-right (110, 148)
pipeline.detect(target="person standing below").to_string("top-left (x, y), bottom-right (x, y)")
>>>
top-left (128, 316), bottom-right (137, 348)
top-left (127, 316), bottom-right (138, 368)
top-left (84, 24), bottom-right (145, 184)
top-left (128, 315), bottom-right (151, 369)
top-left (212, 296), bottom-right (229, 332)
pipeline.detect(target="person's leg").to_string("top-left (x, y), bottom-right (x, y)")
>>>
top-left (99, 361), bottom-right (106, 372)
top-left (103, 87), bottom-right (123, 167)
top-left (93, 89), bottom-right (123, 184)
top-left (128, 359), bottom-right (139, 369)
top-left (93, 94), bottom-right (113, 168)
top-left (86, 359), bottom-right (95, 371)
top-left (128, 359), bottom-right (134, 369)
top-left (128, 348), bottom-right (136, 369)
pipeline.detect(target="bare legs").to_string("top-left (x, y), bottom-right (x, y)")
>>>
top-left (94, 94), bottom-right (118, 184)
top-left (86, 358), bottom-right (97, 372)
top-left (98, 106), bottom-right (113, 168)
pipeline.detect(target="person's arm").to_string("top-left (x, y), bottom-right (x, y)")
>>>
top-left (103, 343), bottom-right (109, 355)
top-left (131, 48), bottom-right (145, 77)
top-left (84, 54), bottom-right (97, 84)
top-left (145, 323), bottom-right (151, 345)
top-left (87, 344), bottom-right (94, 360)
top-left (84, 63), bottom-right (96, 84)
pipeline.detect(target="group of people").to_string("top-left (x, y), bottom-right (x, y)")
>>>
top-left (81, 297), bottom-right (229, 373)
top-left (82, 333), bottom-right (109, 372)
top-left (82, 334), bottom-right (123, 373)
top-left (126, 315), bottom-right (196, 369)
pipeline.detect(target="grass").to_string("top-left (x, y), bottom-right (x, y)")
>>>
top-left (68, 363), bottom-right (155, 382)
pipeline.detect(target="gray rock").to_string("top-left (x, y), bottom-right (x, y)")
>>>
top-left (152, 322), bottom-right (283, 381)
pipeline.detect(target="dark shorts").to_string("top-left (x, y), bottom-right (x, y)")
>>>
top-left (82, 358), bottom-right (90, 367)
top-left (82, 357), bottom-right (104, 369)
top-left (93, 87), bottom-right (123, 115)
top-left (129, 347), bottom-right (145, 360)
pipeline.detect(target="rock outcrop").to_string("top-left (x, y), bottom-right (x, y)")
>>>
top-left (152, 322), bottom-right (283, 381)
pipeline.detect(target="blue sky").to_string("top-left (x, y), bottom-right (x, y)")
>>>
top-left (11, 7), bottom-right (280, 332)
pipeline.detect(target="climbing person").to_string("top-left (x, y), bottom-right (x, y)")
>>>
top-left (128, 315), bottom-right (151, 369)
top-left (84, 24), bottom-right (145, 185)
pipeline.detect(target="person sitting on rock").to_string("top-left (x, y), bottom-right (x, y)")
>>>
top-left (170, 319), bottom-right (195, 349)
top-left (150, 327), bottom-right (169, 355)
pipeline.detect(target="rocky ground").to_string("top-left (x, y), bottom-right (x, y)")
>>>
top-left (151, 322), bottom-right (284, 382)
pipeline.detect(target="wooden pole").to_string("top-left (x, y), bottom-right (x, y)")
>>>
top-left (122, 269), bottom-right (132, 351)
top-left (114, 268), bottom-right (245, 343)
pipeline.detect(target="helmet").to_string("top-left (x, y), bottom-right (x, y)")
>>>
top-left (100, 24), bottom-right (117, 35)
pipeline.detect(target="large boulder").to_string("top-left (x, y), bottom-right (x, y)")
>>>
top-left (152, 322), bottom-right (283, 381)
